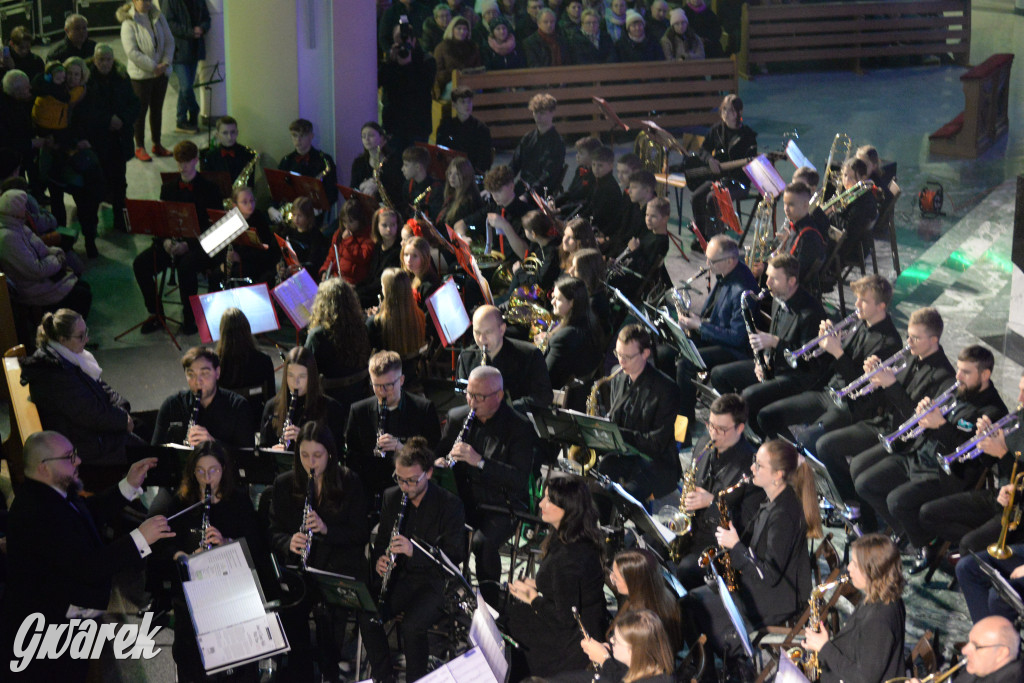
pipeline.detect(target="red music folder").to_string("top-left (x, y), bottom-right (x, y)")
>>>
top-left (124, 199), bottom-right (200, 240)
top-left (265, 168), bottom-right (330, 211)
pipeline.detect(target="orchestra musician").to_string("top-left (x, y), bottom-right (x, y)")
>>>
top-left (829, 157), bottom-right (878, 266)
top-left (601, 324), bottom-right (682, 502)
top-left (605, 169), bottom-right (657, 259)
top-left (436, 365), bottom-right (537, 607)
top-left (674, 394), bottom-right (765, 590)
top-left (583, 609), bottom-right (677, 683)
top-left (816, 307), bottom-right (954, 532)
top-left (455, 164), bottom-right (531, 259)
top-left (362, 438), bottom-right (467, 683)
top-left (683, 439), bottom-right (820, 678)
top-left (198, 115), bottom-right (257, 185)
top-left (673, 234), bottom-right (757, 431)
top-left (508, 473), bottom-right (607, 678)
top-left (921, 373), bottom-right (1024, 555)
top-left (801, 533), bottom-right (906, 683)
top-left (456, 305), bottom-right (554, 408)
top-left (501, 209), bottom-right (561, 297)
top-left (853, 345), bottom-right (1007, 571)
top-left (771, 182), bottom-right (828, 290)
top-left (581, 146), bottom-right (627, 246)
top-left (957, 539), bottom-right (1024, 624)
top-left (907, 617), bottom-right (1022, 683)
top-left (268, 421), bottom-right (370, 683)
top-left (757, 274), bottom-right (903, 441)
top-left (346, 350), bottom-right (441, 503)
top-left (151, 346), bottom-right (255, 448)
top-left (536, 274), bottom-right (604, 392)
top-left (399, 145), bottom-right (443, 222)
top-left (279, 117), bottom-right (338, 210)
top-left (259, 346), bottom-right (347, 450)
top-left (609, 195), bottom-right (670, 301)
top-left (709, 253), bottom-right (828, 437)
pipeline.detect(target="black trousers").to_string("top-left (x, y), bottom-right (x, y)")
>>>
top-left (710, 360), bottom-right (807, 438)
top-left (133, 243), bottom-right (210, 326)
top-left (757, 389), bottom-right (854, 442)
top-left (920, 490), bottom-right (1014, 554)
top-left (956, 550), bottom-right (1024, 623)
top-left (674, 529), bottom-right (717, 590)
top-left (676, 344), bottom-right (748, 435)
top-left (130, 75), bottom-right (169, 147)
top-left (815, 422), bottom-right (883, 527)
top-left (470, 510), bottom-right (516, 609)
top-left (361, 573), bottom-right (447, 683)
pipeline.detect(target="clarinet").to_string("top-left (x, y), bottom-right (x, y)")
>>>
top-left (741, 288), bottom-right (771, 380)
top-left (373, 400), bottom-right (388, 458)
top-left (280, 390), bottom-right (299, 449)
top-left (184, 391), bottom-right (201, 446)
top-left (379, 493), bottom-right (409, 603)
top-left (300, 468), bottom-right (316, 570)
top-left (200, 484), bottom-right (212, 551)
top-left (445, 409), bottom-right (476, 467)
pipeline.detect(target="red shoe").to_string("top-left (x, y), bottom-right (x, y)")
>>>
top-left (134, 147), bottom-right (153, 162)
top-left (151, 144), bottom-right (173, 158)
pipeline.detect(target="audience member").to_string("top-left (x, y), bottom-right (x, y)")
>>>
top-left (684, 0), bottom-right (724, 57)
top-left (481, 17), bottom-right (526, 70)
top-left (661, 7), bottom-right (704, 60)
top-left (47, 15), bottom-right (97, 62)
top-left (380, 20), bottom-right (437, 150)
top-left (422, 4), bottom-right (453, 53)
top-left (433, 16), bottom-right (481, 99)
top-left (162, 0), bottom-right (209, 133)
top-left (525, 8), bottom-right (571, 66)
top-left (118, 0), bottom-right (174, 161)
top-left (7, 26), bottom-right (44, 80)
top-left (570, 8), bottom-right (616, 63)
top-left (615, 10), bottom-right (661, 62)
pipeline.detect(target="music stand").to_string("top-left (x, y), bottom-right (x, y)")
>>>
top-left (126, 443), bottom-right (193, 488)
top-left (233, 446), bottom-right (291, 486)
top-left (410, 536), bottom-right (475, 597)
top-left (306, 568), bottom-right (379, 614)
top-left (160, 171), bottom-right (232, 200)
top-left (591, 96), bottom-right (631, 147)
top-left (337, 184), bottom-right (380, 220)
top-left (265, 168), bottom-right (330, 212)
top-left (970, 552), bottom-right (1024, 629)
top-left (798, 446), bottom-right (863, 539)
top-left (711, 564), bottom-right (754, 660)
top-left (528, 406), bottom-right (642, 459)
top-left (646, 303), bottom-right (707, 373)
top-left (193, 61), bottom-right (224, 144)
top-left (609, 285), bottom-right (661, 340)
top-left (115, 199), bottom-right (201, 349)
top-left (415, 141), bottom-right (467, 181)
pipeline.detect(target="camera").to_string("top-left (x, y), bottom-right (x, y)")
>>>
top-left (395, 17), bottom-right (414, 59)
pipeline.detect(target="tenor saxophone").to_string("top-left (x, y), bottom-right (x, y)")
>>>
top-left (697, 475), bottom-right (750, 590)
top-left (568, 367), bottom-right (624, 474)
top-left (379, 493), bottom-right (409, 603)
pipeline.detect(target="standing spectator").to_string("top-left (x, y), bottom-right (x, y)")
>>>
top-left (380, 21), bottom-right (437, 152)
top-left (516, 0), bottom-right (543, 41)
top-left (84, 44), bottom-right (139, 234)
top-left (604, 0), bottom-right (628, 42)
top-left (433, 16), bottom-right (481, 99)
top-left (118, 0), bottom-right (174, 162)
top-left (661, 7), bottom-right (704, 60)
top-left (524, 8), bottom-right (570, 66)
top-left (615, 10), bottom-right (662, 62)
top-left (421, 3), bottom-right (452, 53)
top-left (684, 0), bottom-right (724, 58)
top-left (46, 15), bottom-right (97, 63)
top-left (7, 27), bottom-right (44, 80)
top-left (448, 0), bottom-right (477, 26)
top-left (0, 70), bottom-right (44, 192)
top-left (435, 88), bottom-right (493, 174)
top-left (379, 0), bottom-right (433, 51)
top-left (569, 9), bottom-right (616, 63)
top-left (162, 0), bottom-right (210, 134)
top-left (481, 17), bottom-right (526, 70)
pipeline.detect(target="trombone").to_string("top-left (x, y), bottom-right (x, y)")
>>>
top-left (935, 404), bottom-right (1022, 474)
top-left (784, 313), bottom-right (860, 368)
top-left (829, 343), bottom-right (911, 407)
top-left (878, 381), bottom-right (961, 452)
top-left (885, 658), bottom-right (965, 683)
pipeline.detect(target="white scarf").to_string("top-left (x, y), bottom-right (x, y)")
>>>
top-left (49, 341), bottom-right (103, 381)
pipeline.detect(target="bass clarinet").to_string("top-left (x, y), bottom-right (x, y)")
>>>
top-left (446, 409), bottom-right (476, 467)
top-left (379, 493), bottom-right (409, 603)
top-left (184, 391), bottom-right (201, 446)
top-left (300, 468), bottom-right (315, 569)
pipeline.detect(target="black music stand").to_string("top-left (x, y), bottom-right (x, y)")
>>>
top-left (126, 443), bottom-right (193, 487)
top-left (233, 446), bottom-right (293, 486)
top-left (592, 96), bottom-right (631, 147)
top-left (193, 61), bottom-right (224, 144)
top-left (970, 552), bottom-right (1024, 629)
top-left (115, 199), bottom-right (200, 349)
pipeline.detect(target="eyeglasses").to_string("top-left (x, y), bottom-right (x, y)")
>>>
top-left (371, 376), bottom-right (403, 391)
top-left (194, 467), bottom-right (222, 477)
top-left (42, 448), bottom-right (78, 464)
top-left (706, 421), bottom-right (736, 435)
top-left (751, 460), bottom-right (771, 471)
top-left (614, 349), bottom-right (642, 362)
top-left (393, 471), bottom-right (427, 487)
top-left (70, 327), bottom-right (89, 341)
top-left (467, 389), bottom-right (501, 403)
top-left (967, 641), bottom-right (1008, 652)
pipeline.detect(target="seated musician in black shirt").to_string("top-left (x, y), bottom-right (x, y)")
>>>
top-left (455, 164), bottom-right (531, 259)
top-left (456, 304), bottom-right (554, 408)
top-left (346, 351), bottom-right (441, 504)
top-left (855, 144), bottom-right (894, 211)
top-left (609, 195), bottom-right (670, 300)
top-left (199, 115), bottom-right (257, 186)
top-left (510, 92), bottom-right (565, 193)
top-left (399, 145), bottom-right (443, 221)
top-left (673, 393), bottom-right (765, 589)
top-left (758, 274), bottom-right (902, 442)
top-left (773, 182), bottom-right (828, 290)
top-left (555, 135), bottom-right (601, 211)
top-left (830, 157), bottom-right (878, 265)
top-left (435, 86), bottom-right (493, 174)
top-left (853, 345), bottom-right (1007, 569)
top-left (582, 146), bottom-right (627, 248)
top-left (131, 140), bottom-right (222, 336)
top-left (499, 209), bottom-right (561, 299)
top-left (710, 253), bottom-right (827, 438)
top-left (151, 346), bottom-right (255, 448)
top-left (436, 366), bottom-right (537, 607)
top-left (602, 324), bottom-right (682, 501)
top-left (606, 169), bottom-right (657, 260)
top-left (361, 438), bottom-right (467, 683)
top-left (278, 117), bottom-right (338, 209)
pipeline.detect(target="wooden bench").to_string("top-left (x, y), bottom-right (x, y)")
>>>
top-left (736, 0), bottom-right (971, 80)
top-left (3, 345), bottom-right (43, 488)
top-left (451, 59), bottom-right (738, 143)
top-left (930, 53), bottom-right (1014, 158)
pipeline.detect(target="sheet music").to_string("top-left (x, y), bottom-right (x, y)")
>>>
top-left (470, 590), bottom-right (508, 683)
top-left (417, 647), bottom-right (498, 683)
top-left (195, 613), bottom-right (288, 672)
top-left (427, 279), bottom-right (471, 345)
top-left (775, 650), bottom-right (812, 683)
top-left (184, 541), bottom-right (251, 580)
top-left (272, 268), bottom-right (319, 329)
top-left (183, 573), bottom-right (266, 634)
top-left (785, 140), bottom-right (815, 172)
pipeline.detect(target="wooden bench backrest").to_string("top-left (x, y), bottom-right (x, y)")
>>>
top-left (454, 59), bottom-right (737, 142)
top-left (738, 0), bottom-right (971, 78)
top-left (3, 345), bottom-right (42, 486)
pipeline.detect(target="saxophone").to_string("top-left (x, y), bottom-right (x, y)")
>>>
top-left (372, 146), bottom-right (396, 211)
top-left (184, 391), bottom-right (201, 447)
top-left (697, 475), bottom-right (750, 591)
top-left (300, 468), bottom-right (316, 569)
top-left (787, 574), bottom-right (851, 680)
top-left (280, 390), bottom-right (298, 450)
top-left (223, 149), bottom-right (259, 209)
top-left (445, 409), bottom-right (476, 467)
top-left (199, 483), bottom-right (212, 551)
top-left (657, 440), bottom-right (715, 562)
top-left (568, 367), bottom-right (624, 474)
top-left (379, 493), bottom-right (409, 603)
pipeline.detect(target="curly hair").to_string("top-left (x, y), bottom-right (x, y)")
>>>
top-left (377, 268), bottom-right (426, 356)
top-left (308, 279), bottom-right (371, 367)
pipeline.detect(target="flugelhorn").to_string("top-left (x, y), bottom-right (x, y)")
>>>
top-left (879, 381), bottom-right (961, 452)
top-left (987, 453), bottom-right (1023, 559)
top-left (885, 658), bottom-right (965, 683)
top-left (829, 342), bottom-right (911, 407)
top-left (936, 404), bottom-right (1022, 474)
top-left (784, 313), bottom-right (860, 368)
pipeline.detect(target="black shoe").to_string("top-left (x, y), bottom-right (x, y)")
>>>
top-left (909, 544), bottom-right (936, 575)
top-left (181, 320), bottom-right (198, 335)
top-left (85, 239), bottom-right (99, 259)
top-left (140, 317), bottom-right (163, 334)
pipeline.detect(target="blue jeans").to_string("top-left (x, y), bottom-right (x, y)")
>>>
top-left (172, 62), bottom-right (199, 125)
top-left (956, 548), bottom-right (1024, 623)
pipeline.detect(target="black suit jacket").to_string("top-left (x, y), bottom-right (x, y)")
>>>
top-left (768, 287), bottom-right (827, 383)
top-left (818, 599), bottom-right (906, 683)
top-left (954, 658), bottom-right (1023, 683)
top-left (544, 322), bottom-right (603, 390)
top-left (440, 402), bottom-right (537, 512)
top-left (345, 392), bottom-right (441, 497)
top-left (826, 314), bottom-right (903, 421)
top-left (608, 364), bottom-right (682, 482)
top-left (457, 336), bottom-right (553, 407)
top-left (200, 143), bottom-right (257, 184)
top-left (581, 172), bottom-right (626, 238)
top-left (728, 485), bottom-right (811, 628)
top-left (873, 347), bottom-right (956, 432)
top-left (371, 483), bottom-right (467, 583)
top-left (690, 436), bottom-right (765, 542)
top-left (152, 387), bottom-right (255, 448)
top-left (279, 146), bottom-right (339, 206)
top-left (911, 383), bottom-right (1008, 481)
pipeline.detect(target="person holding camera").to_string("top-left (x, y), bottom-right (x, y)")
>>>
top-left (379, 19), bottom-right (436, 154)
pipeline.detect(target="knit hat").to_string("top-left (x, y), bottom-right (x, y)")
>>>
top-left (625, 9), bottom-right (644, 26)
top-left (669, 8), bottom-right (685, 23)
top-left (0, 190), bottom-right (28, 219)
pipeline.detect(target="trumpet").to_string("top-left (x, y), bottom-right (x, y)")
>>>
top-left (741, 288), bottom-right (771, 380)
top-left (784, 313), bottom-right (860, 368)
top-left (829, 342), bottom-right (911, 407)
top-left (879, 381), bottom-right (961, 452)
top-left (184, 391), bottom-right (201, 446)
top-left (987, 454), bottom-right (1023, 559)
top-left (885, 658), bottom-right (965, 683)
top-left (379, 492), bottom-right (409, 603)
top-left (280, 389), bottom-right (298, 450)
top-left (936, 405), bottom-right (1022, 474)
top-left (445, 409), bottom-right (475, 467)
top-left (300, 468), bottom-right (316, 569)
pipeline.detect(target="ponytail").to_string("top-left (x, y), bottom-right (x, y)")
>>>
top-left (790, 460), bottom-right (822, 539)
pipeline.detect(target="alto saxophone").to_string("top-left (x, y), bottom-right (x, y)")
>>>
top-left (199, 483), bottom-right (213, 551)
top-left (658, 440), bottom-right (715, 562)
top-left (280, 390), bottom-right (298, 449)
top-left (379, 493), bottom-right (409, 603)
top-left (446, 409), bottom-right (476, 467)
top-left (568, 367), bottom-right (624, 474)
top-left (372, 146), bottom-right (396, 211)
top-left (697, 475), bottom-right (750, 591)
top-left (300, 468), bottom-right (316, 570)
top-left (184, 391), bottom-right (201, 446)
top-left (788, 573), bottom-right (850, 680)
top-left (373, 400), bottom-right (388, 458)
top-left (223, 149), bottom-right (259, 209)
